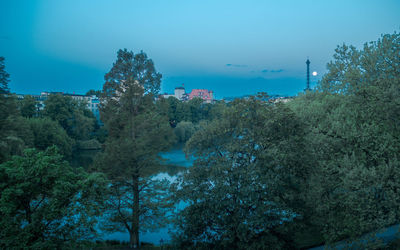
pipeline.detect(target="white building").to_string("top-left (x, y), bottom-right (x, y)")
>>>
top-left (174, 87), bottom-right (185, 100)
top-left (161, 86), bottom-right (187, 101)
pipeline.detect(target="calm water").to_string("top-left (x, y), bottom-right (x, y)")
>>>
top-left (159, 146), bottom-right (194, 167)
top-left (101, 145), bottom-right (193, 245)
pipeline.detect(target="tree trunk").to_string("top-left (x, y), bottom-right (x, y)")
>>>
top-left (130, 175), bottom-right (140, 249)
top-left (129, 230), bottom-right (139, 249)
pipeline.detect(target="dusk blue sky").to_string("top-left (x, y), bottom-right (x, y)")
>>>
top-left (1, 0), bottom-right (399, 98)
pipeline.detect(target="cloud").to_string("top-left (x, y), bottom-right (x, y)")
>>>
top-left (226, 63), bottom-right (248, 68)
top-left (261, 69), bottom-right (284, 73)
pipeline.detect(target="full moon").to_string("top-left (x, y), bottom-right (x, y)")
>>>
top-left (312, 71), bottom-right (318, 76)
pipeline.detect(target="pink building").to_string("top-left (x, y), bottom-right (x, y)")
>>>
top-left (188, 89), bottom-right (214, 103)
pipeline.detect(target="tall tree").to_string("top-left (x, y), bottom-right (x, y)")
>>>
top-left (97, 49), bottom-right (174, 248)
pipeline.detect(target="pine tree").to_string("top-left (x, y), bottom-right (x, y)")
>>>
top-left (96, 49), bottom-right (175, 248)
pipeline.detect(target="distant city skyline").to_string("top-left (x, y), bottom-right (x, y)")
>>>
top-left (1, 0), bottom-right (399, 98)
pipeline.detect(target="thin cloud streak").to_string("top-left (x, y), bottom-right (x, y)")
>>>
top-left (262, 69), bottom-right (284, 73)
top-left (226, 64), bottom-right (248, 68)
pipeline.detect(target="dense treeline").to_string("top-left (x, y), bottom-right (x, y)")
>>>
top-left (0, 31), bottom-right (399, 249)
top-left (0, 50), bottom-right (223, 248)
top-left (157, 96), bottom-right (225, 127)
top-left (0, 89), bottom-right (102, 162)
top-left (0, 57), bottom-right (109, 248)
top-left (173, 32), bottom-right (400, 249)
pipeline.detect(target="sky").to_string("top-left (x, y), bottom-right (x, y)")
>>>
top-left (0, 0), bottom-right (399, 98)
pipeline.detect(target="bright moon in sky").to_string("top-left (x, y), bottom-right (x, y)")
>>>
top-left (312, 71), bottom-right (318, 76)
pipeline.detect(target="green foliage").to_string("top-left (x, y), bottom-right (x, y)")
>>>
top-left (0, 58), bottom-right (30, 163)
top-left (173, 96), bottom-right (311, 249)
top-left (92, 126), bottom-right (108, 143)
top-left (27, 117), bottom-right (74, 157)
top-left (43, 94), bottom-right (76, 131)
top-left (100, 177), bottom-right (174, 233)
top-left (86, 89), bottom-right (102, 97)
top-left (0, 57), bottom-right (10, 94)
top-left (97, 48), bottom-right (175, 247)
top-left (0, 95), bottom-right (33, 163)
top-left (174, 121), bottom-right (197, 143)
top-left (206, 100), bottom-right (227, 121)
top-left (320, 32), bottom-right (400, 96)
top-left (157, 96), bottom-right (180, 127)
top-left (72, 101), bottom-right (97, 140)
top-left (288, 93), bottom-right (400, 245)
top-left (0, 147), bottom-right (108, 249)
top-left (0, 30), bottom-right (397, 249)
top-left (77, 139), bottom-right (102, 150)
top-left (287, 31), bottom-right (400, 246)
top-left (43, 94), bottom-right (96, 140)
top-left (98, 110), bottom-right (175, 178)
top-left (182, 98), bottom-right (204, 123)
top-left (174, 32), bottom-right (400, 248)
top-left (157, 96), bottom-right (227, 127)
top-left (19, 95), bottom-right (38, 118)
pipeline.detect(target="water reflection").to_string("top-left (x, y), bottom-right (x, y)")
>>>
top-left (102, 145), bottom-right (193, 245)
top-left (159, 146), bottom-right (194, 168)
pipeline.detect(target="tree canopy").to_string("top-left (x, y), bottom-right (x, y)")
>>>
top-left (43, 94), bottom-right (96, 140)
top-left (173, 31), bottom-right (400, 249)
top-left (285, 32), bottom-right (400, 247)
top-left (19, 95), bottom-right (37, 118)
top-left (27, 118), bottom-right (74, 158)
top-left (173, 95), bottom-right (312, 249)
top-left (0, 58), bottom-right (33, 163)
top-left (96, 49), bottom-right (175, 248)
top-left (0, 147), bottom-right (107, 249)
top-left (0, 57), bottom-right (10, 94)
